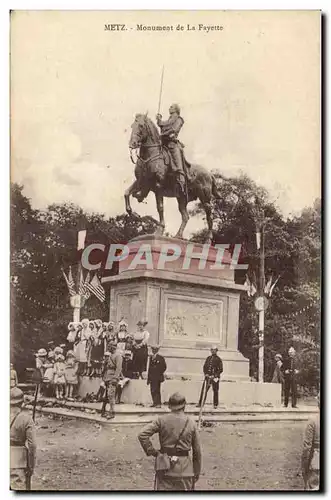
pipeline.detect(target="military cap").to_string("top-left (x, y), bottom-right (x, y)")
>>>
top-left (168, 392), bottom-right (186, 411)
top-left (151, 344), bottom-right (160, 351)
top-left (10, 387), bottom-right (24, 406)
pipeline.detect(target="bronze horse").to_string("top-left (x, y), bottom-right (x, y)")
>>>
top-left (125, 113), bottom-right (220, 242)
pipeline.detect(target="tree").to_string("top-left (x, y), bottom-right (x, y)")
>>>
top-left (10, 183), bottom-right (157, 376)
top-left (191, 173), bottom-right (321, 390)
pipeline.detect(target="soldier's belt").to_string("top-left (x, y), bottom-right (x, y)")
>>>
top-left (161, 448), bottom-right (189, 457)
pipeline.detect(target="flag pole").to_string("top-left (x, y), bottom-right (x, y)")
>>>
top-left (74, 261), bottom-right (82, 323)
top-left (258, 221), bottom-right (265, 383)
top-left (74, 228), bottom-right (86, 323)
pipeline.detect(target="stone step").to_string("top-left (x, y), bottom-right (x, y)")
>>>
top-left (26, 404), bottom-right (318, 425)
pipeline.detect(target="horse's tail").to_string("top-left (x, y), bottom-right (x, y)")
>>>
top-left (211, 175), bottom-right (221, 199)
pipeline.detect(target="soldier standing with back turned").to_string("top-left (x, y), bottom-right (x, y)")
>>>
top-left (10, 387), bottom-right (37, 490)
top-left (138, 392), bottom-right (202, 491)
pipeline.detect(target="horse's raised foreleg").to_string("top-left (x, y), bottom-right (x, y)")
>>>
top-left (155, 191), bottom-right (165, 236)
top-left (175, 195), bottom-right (189, 239)
top-left (124, 180), bottom-right (140, 215)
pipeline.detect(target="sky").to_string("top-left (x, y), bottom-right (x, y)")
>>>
top-left (11, 10), bottom-right (320, 236)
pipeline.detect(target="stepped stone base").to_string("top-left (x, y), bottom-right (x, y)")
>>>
top-left (78, 377), bottom-right (281, 407)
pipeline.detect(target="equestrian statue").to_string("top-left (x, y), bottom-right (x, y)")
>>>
top-left (125, 103), bottom-right (221, 243)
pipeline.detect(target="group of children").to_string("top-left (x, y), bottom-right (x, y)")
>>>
top-left (34, 317), bottom-right (150, 400)
top-left (35, 346), bottom-right (78, 400)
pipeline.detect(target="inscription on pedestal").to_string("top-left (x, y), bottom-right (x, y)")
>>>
top-left (164, 294), bottom-right (223, 343)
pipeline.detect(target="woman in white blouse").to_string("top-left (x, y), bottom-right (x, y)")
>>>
top-left (132, 320), bottom-right (150, 379)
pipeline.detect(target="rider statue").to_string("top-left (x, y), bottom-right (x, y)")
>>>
top-left (156, 103), bottom-right (186, 197)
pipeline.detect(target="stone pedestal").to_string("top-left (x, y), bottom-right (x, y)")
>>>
top-left (102, 235), bottom-right (249, 381)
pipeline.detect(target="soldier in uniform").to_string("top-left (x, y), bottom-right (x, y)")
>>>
top-left (156, 104), bottom-right (186, 197)
top-left (282, 346), bottom-right (299, 408)
top-left (147, 345), bottom-right (167, 408)
top-left (302, 393), bottom-right (320, 490)
top-left (197, 345), bottom-right (223, 409)
top-left (10, 387), bottom-right (37, 490)
top-left (138, 392), bottom-right (202, 491)
top-left (100, 342), bottom-right (122, 419)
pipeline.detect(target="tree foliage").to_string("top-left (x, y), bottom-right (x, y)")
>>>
top-left (191, 173), bottom-right (320, 390)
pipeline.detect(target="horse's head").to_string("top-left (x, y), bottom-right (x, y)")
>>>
top-left (129, 113), bottom-right (149, 149)
top-left (129, 113), bottom-right (160, 150)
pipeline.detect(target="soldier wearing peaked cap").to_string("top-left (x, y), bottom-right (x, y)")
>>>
top-left (197, 345), bottom-right (223, 409)
top-left (138, 392), bottom-right (202, 491)
top-left (10, 388), bottom-right (37, 490)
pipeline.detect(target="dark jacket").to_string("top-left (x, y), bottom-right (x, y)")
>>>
top-left (122, 357), bottom-right (134, 379)
top-left (203, 355), bottom-right (223, 378)
top-left (147, 354), bottom-right (167, 384)
top-left (282, 356), bottom-right (298, 378)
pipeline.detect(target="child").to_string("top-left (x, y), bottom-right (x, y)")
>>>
top-left (53, 346), bottom-right (64, 362)
top-left (42, 351), bottom-right (55, 397)
top-left (64, 351), bottom-right (78, 400)
top-left (53, 354), bottom-right (66, 399)
top-left (10, 363), bottom-right (18, 388)
top-left (67, 322), bottom-right (77, 348)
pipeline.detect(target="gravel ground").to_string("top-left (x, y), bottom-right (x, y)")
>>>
top-left (29, 415), bottom-right (305, 491)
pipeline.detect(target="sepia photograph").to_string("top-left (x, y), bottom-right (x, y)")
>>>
top-left (10, 10), bottom-right (321, 491)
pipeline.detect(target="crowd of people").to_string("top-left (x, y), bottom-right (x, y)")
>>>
top-left (34, 318), bottom-right (151, 401)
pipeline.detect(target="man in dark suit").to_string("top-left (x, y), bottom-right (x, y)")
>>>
top-left (147, 345), bottom-right (167, 408)
top-left (197, 345), bottom-right (223, 409)
top-left (282, 346), bottom-right (299, 408)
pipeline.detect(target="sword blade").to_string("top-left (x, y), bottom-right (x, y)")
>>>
top-left (157, 65), bottom-right (165, 115)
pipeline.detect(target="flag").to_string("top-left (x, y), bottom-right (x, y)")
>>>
top-left (86, 274), bottom-right (105, 302)
top-left (68, 266), bottom-right (75, 291)
top-left (77, 230), bottom-right (87, 250)
top-left (269, 275), bottom-right (280, 296)
top-left (244, 275), bottom-right (251, 296)
top-left (244, 275), bottom-right (257, 297)
top-left (264, 275), bottom-right (273, 295)
top-left (250, 281), bottom-right (257, 297)
top-left (62, 268), bottom-right (76, 296)
top-left (82, 271), bottom-right (91, 299)
top-left (78, 271), bottom-right (85, 296)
